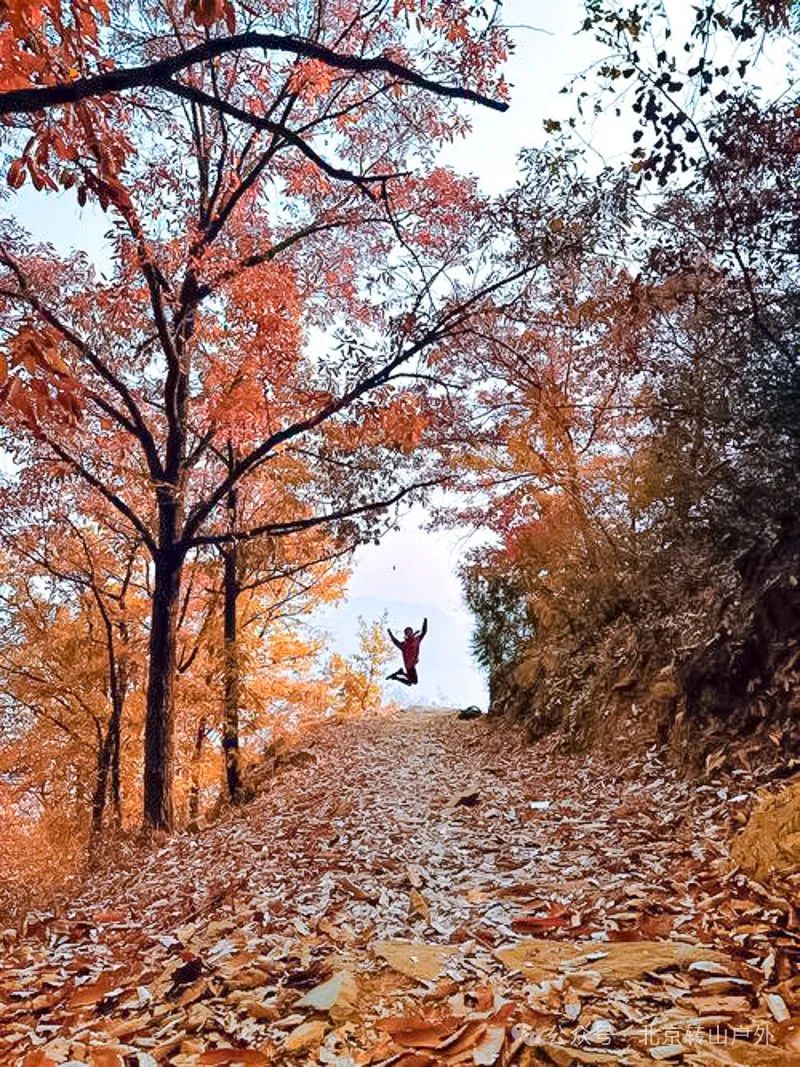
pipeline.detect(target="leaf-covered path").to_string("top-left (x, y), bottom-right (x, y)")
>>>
top-left (2, 711), bottom-right (798, 1066)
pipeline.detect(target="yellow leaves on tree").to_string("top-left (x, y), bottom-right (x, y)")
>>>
top-left (327, 617), bottom-right (395, 720)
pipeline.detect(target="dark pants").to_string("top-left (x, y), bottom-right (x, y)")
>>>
top-left (388, 664), bottom-right (418, 686)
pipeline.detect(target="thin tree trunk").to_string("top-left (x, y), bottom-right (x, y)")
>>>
top-left (144, 496), bottom-right (183, 831)
top-left (222, 541), bottom-right (243, 803)
top-left (110, 622), bottom-right (130, 827)
top-left (91, 731), bottom-right (113, 837)
top-left (108, 690), bottom-right (124, 827)
top-left (188, 714), bottom-right (207, 824)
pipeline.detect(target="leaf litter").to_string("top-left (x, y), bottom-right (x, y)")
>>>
top-left (1, 710), bottom-right (798, 1065)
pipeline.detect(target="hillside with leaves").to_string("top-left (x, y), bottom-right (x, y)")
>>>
top-left (2, 711), bottom-right (799, 1066)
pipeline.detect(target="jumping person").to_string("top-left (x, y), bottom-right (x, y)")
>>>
top-left (387, 618), bottom-right (428, 686)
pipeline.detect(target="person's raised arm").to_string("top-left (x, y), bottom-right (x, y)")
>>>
top-left (419, 617), bottom-right (428, 639)
top-left (387, 627), bottom-right (402, 649)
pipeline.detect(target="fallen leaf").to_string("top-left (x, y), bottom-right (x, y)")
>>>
top-left (679, 995), bottom-right (752, 1014)
top-left (444, 789), bottom-right (481, 809)
top-left (688, 960), bottom-right (735, 976)
top-left (197, 1050), bottom-right (271, 1065)
top-left (530, 1043), bottom-right (621, 1065)
top-left (295, 971), bottom-right (358, 1020)
top-left (378, 1013), bottom-right (465, 1049)
top-left (409, 889), bottom-right (431, 924)
top-left (439, 1020), bottom-right (488, 1056)
top-left (649, 1046), bottom-right (684, 1061)
top-left (512, 903), bottom-right (573, 934)
top-left (406, 865), bottom-right (425, 889)
top-left (283, 1018), bottom-right (327, 1052)
top-left (764, 992), bottom-right (790, 1023)
top-left (339, 876), bottom-right (379, 903)
top-left (88, 1052), bottom-right (126, 1067)
top-left (473, 1025), bottom-right (506, 1064)
top-left (171, 956), bottom-right (203, 985)
top-left (68, 974), bottom-right (119, 1009)
top-left (373, 940), bottom-right (459, 982)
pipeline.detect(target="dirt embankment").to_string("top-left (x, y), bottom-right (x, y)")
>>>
top-left (490, 520), bottom-right (800, 776)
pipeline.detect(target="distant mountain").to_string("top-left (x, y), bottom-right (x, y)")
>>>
top-left (314, 595), bottom-right (488, 709)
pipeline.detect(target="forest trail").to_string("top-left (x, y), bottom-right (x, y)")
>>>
top-left (2, 711), bottom-right (797, 1066)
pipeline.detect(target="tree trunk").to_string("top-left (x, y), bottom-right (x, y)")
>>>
top-left (144, 496), bottom-right (183, 831)
top-left (222, 542), bottom-right (243, 803)
top-left (188, 714), bottom-right (207, 824)
top-left (108, 690), bottom-right (123, 827)
top-left (91, 731), bottom-right (113, 838)
top-left (110, 625), bottom-right (129, 826)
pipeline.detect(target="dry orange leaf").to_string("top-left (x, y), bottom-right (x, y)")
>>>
top-left (379, 1013), bottom-right (465, 1049)
top-left (197, 1049), bottom-right (271, 1065)
top-left (373, 940), bottom-right (459, 982)
top-left (409, 888), bottom-right (431, 923)
top-left (22, 1054), bottom-right (58, 1067)
top-left (92, 910), bottom-right (126, 923)
top-left (89, 1051), bottom-right (126, 1067)
top-left (472, 984), bottom-right (496, 1012)
top-left (511, 908), bottom-right (573, 934)
top-left (68, 973), bottom-right (119, 1008)
top-left (439, 1019), bottom-right (488, 1056)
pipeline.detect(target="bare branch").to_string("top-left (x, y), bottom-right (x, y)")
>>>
top-left (186, 478), bottom-right (438, 548)
top-left (166, 80), bottom-right (404, 194)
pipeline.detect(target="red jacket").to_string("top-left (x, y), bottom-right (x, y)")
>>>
top-left (400, 634), bottom-right (422, 673)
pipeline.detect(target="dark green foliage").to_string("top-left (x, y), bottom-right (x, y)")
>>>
top-left (463, 566), bottom-right (535, 678)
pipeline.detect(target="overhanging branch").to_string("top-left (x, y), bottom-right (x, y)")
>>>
top-left (0, 32), bottom-right (509, 116)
